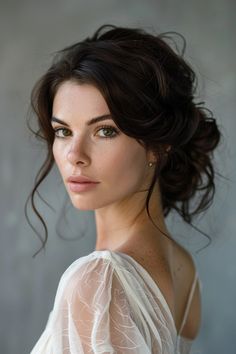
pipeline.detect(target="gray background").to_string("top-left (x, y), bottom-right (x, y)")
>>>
top-left (0, 0), bottom-right (235, 353)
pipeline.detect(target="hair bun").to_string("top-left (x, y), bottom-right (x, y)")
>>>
top-left (160, 104), bottom-right (221, 222)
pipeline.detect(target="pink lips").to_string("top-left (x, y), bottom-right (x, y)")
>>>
top-left (67, 175), bottom-right (98, 183)
top-left (67, 175), bottom-right (100, 192)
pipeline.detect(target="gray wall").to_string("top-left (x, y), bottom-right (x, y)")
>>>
top-left (0, 1), bottom-right (235, 353)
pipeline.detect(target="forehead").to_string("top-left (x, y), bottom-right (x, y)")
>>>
top-left (52, 81), bottom-right (109, 117)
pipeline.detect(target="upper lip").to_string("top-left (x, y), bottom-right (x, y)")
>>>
top-left (67, 175), bottom-right (99, 183)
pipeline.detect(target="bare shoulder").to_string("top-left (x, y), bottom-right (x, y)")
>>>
top-left (172, 240), bottom-right (196, 277)
top-left (171, 240), bottom-right (202, 339)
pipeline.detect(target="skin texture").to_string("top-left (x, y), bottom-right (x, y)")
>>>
top-left (51, 80), bottom-right (203, 339)
top-left (52, 80), bottom-right (172, 253)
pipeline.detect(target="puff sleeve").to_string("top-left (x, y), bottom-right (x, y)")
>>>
top-left (30, 254), bottom-right (156, 354)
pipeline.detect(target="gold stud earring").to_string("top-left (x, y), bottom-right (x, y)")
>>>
top-left (148, 162), bottom-right (154, 167)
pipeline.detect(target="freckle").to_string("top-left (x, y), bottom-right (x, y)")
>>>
top-left (177, 264), bottom-right (183, 272)
top-left (173, 264), bottom-right (183, 277)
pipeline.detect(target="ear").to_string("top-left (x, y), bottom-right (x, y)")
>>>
top-left (146, 144), bottom-right (171, 163)
top-left (146, 149), bottom-right (158, 163)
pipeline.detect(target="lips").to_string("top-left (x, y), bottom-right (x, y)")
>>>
top-left (67, 175), bottom-right (100, 193)
top-left (67, 175), bottom-right (99, 183)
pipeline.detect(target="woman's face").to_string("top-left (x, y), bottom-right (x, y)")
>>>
top-left (52, 80), bottom-right (155, 210)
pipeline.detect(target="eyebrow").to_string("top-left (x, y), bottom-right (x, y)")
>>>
top-left (51, 114), bottom-right (113, 127)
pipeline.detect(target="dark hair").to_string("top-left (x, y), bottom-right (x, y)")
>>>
top-left (25, 23), bottom-right (222, 258)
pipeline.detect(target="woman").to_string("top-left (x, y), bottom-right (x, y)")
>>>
top-left (27, 24), bottom-right (221, 353)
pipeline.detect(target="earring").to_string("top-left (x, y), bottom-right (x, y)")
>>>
top-left (148, 162), bottom-right (154, 167)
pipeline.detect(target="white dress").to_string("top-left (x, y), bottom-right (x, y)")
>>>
top-left (30, 250), bottom-right (201, 354)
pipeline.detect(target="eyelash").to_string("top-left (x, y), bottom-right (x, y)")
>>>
top-left (52, 125), bottom-right (119, 139)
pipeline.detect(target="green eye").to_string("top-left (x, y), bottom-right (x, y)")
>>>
top-left (52, 125), bottom-right (119, 139)
top-left (97, 125), bottom-right (119, 138)
top-left (53, 128), bottom-right (71, 138)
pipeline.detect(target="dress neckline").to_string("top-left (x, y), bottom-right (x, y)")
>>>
top-left (92, 249), bottom-right (195, 342)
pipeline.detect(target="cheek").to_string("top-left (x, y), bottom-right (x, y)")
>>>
top-left (52, 143), bottom-right (58, 164)
top-left (52, 142), bottom-right (65, 174)
top-left (104, 143), bottom-right (147, 188)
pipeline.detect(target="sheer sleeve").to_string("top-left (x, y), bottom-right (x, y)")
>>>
top-left (30, 252), bottom-right (177, 354)
top-left (31, 255), bottom-right (155, 353)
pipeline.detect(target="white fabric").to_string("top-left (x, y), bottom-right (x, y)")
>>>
top-left (30, 250), bottom-right (199, 354)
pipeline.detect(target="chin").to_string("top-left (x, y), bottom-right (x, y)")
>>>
top-left (69, 195), bottom-right (102, 211)
top-left (70, 199), bottom-right (96, 211)
top-left (69, 193), bottom-right (119, 211)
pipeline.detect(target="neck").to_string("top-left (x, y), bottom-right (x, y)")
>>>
top-left (94, 182), bottom-right (171, 252)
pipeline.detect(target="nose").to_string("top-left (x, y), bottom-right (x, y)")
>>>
top-left (66, 137), bottom-right (90, 166)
